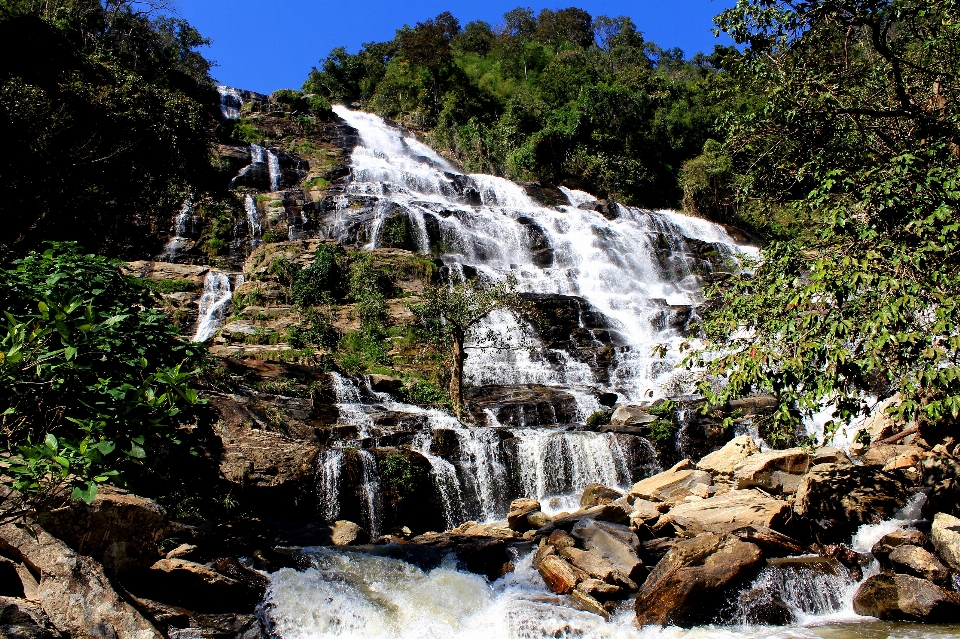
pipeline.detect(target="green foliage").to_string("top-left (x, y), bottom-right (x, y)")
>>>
top-left (397, 377), bottom-right (450, 409)
top-left (586, 409), bottom-right (612, 429)
top-left (0, 244), bottom-right (205, 519)
top-left (142, 278), bottom-right (200, 294)
top-left (644, 400), bottom-right (678, 446)
top-left (262, 230), bottom-right (287, 244)
top-left (380, 215), bottom-right (415, 250)
top-left (689, 0), bottom-right (960, 444)
top-left (302, 176), bottom-right (331, 190)
top-left (0, 2), bottom-right (217, 255)
top-left (291, 244), bottom-right (347, 307)
top-left (380, 453), bottom-right (425, 497)
top-left (215, 118), bottom-right (264, 145)
top-left (305, 9), bottom-right (721, 207)
top-left (287, 308), bottom-right (340, 350)
top-left (232, 288), bottom-right (265, 312)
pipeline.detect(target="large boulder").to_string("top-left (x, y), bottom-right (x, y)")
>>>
top-left (930, 512), bottom-right (960, 571)
top-left (628, 460), bottom-right (712, 504)
top-left (37, 487), bottom-right (168, 576)
top-left (793, 464), bottom-right (909, 541)
top-left (0, 523), bottom-right (163, 638)
top-left (571, 519), bottom-right (644, 581)
top-left (580, 484), bottom-right (623, 509)
top-left (507, 499), bottom-right (542, 532)
top-left (330, 520), bottom-right (369, 546)
top-left (696, 435), bottom-right (759, 476)
top-left (853, 573), bottom-right (960, 622)
top-left (134, 558), bottom-right (268, 614)
top-left (888, 545), bottom-right (949, 585)
top-left (660, 489), bottom-right (792, 535)
top-left (559, 547), bottom-right (636, 589)
top-left (610, 405), bottom-right (657, 426)
top-left (922, 457), bottom-right (960, 518)
top-left (733, 448), bottom-right (810, 494)
top-left (0, 597), bottom-right (62, 639)
top-left (537, 555), bottom-right (588, 594)
top-left (634, 532), bottom-right (764, 627)
top-left (871, 529), bottom-right (929, 567)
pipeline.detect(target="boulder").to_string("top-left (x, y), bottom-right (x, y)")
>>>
top-left (628, 460), bottom-right (712, 504)
top-left (629, 499), bottom-right (662, 527)
top-left (793, 464), bottom-right (909, 540)
top-left (508, 499), bottom-right (542, 532)
top-left (611, 405), bottom-right (657, 426)
top-left (888, 545), bottom-right (949, 585)
top-left (735, 587), bottom-right (794, 625)
top-left (661, 490), bottom-right (792, 535)
top-left (853, 573), bottom-right (960, 622)
top-left (526, 511), bottom-right (552, 529)
top-left (368, 374), bottom-right (401, 393)
top-left (634, 532), bottom-right (764, 627)
top-left (580, 484), bottom-right (623, 509)
top-left (532, 543), bottom-right (556, 570)
top-left (576, 578), bottom-right (622, 600)
top-left (923, 458), bottom-right (960, 519)
top-left (728, 526), bottom-right (808, 558)
top-left (861, 444), bottom-right (923, 468)
top-left (810, 447), bottom-right (852, 467)
top-left (330, 520), bottom-right (369, 546)
top-left (570, 590), bottom-right (610, 620)
top-left (871, 529), bottom-right (929, 566)
top-left (36, 487), bottom-right (168, 576)
top-left (0, 597), bottom-right (62, 639)
top-left (137, 558), bottom-right (267, 613)
top-left (560, 547), bottom-right (636, 589)
top-left (0, 523), bottom-right (163, 638)
top-left (726, 395), bottom-right (778, 416)
top-left (930, 512), bottom-right (960, 571)
top-left (166, 544), bottom-right (200, 561)
top-left (696, 435), bottom-right (759, 475)
top-left (571, 519), bottom-right (644, 582)
top-left (733, 448), bottom-right (810, 494)
top-left (547, 530), bottom-right (576, 550)
top-left (454, 538), bottom-right (513, 580)
top-left (536, 555), bottom-right (588, 594)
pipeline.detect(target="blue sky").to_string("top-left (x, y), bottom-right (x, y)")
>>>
top-left (172, 1), bottom-right (735, 94)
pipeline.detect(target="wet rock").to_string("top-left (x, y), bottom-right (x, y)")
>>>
top-left (571, 519), bottom-right (644, 582)
top-left (871, 529), bottom-right (929, 566)
top-left (660, 489), bottom-right (792, 535)
top-left (454, 538), bottom-right (513, 580)
top-left (597, 392), bottom-right (618, 407)
top-left (570, 590), bottom-right (610, 619)
top-left (627, 460), bottom-right (712, 504)
top-left (853, 573), bottom-right (960, 622)
top-left (532, 543), bottom-right (556, 570)
top-left (580, 484), bottom-right (623, 508)
top-left (793, 463), bottom-right (909, 542)
top-left (466, 385), bottom-right (579, 427)
top-left (526, 511), bottom-right (552, 529)
top-left (634, 532), bottom-right (764, 627)
top-left (930, 512), bottom-right (960, 571)
top-left (136, 558), bottom-right (267, 614)
top-left (696, 435), bottom-right (759, 476)
top-left (508, 499), bottom-right (542, 532)
top-left (733, 448), bottom-right (810, 494)
top-left (725, 395), bottom-right (778, 416)
top-left (0, 522), bottom-right (163, 638)
top-left (330, 520), bottom-right (369, 546)
top-left (0, 597), bottom-right (62, 639)
top-left (735, 587), bottom-right (794, 625)
top-left (610, 405), bottom-right (657, 426)
top-left (576, 578), bottom-right (623, 600)
top-left (547, 530), bottom-right (576, 550)
top-left (36, 487), bottom-right (168, 576)
top-left (131, 596), bottom-right (263, 639)
top-left (560, 547), bottom-right (637, 589)
top-left (728, 526), bottom-right (807, 558)
top-left (888, 545), bottom-right (949, 585)
top-left (367, 374), bottom-right (401, 393)
top-left (537, 555), bottom-right (588, 594)
top-left (922, 457), bottom-right (960, 519)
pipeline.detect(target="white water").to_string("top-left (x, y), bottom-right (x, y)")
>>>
top-left (330, 105), bottom-right (756, 403)
top-left (232, 144), bottom-right (283, 191)
top-left (217, 86), bottom-right (243, 119)
top-left (193, 271), bottom-right (241, 342)
top-left (159, 198), bottom-right (193, 261)
top-left (245, 194), bottom-right (263, 245)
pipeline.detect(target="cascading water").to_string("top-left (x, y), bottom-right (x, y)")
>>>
top-left (357, 449), bottom-right (383, 539)
top-left (232, 144), bottom-right (283, 191)
top-left (159, 198), bottom-right (194, 262)
top-left (193, 271), bottom-right (241, 342)
top-left (217, 86), bottom-right (243, 120)
top-left (245, 194), bottom-right (263, 246)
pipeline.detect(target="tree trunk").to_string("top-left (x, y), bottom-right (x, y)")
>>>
top-left (450, 332), bottom-right (466, 420)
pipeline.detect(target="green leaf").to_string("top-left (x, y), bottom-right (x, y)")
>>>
top-left (44, 434), bottom-right (58, 452)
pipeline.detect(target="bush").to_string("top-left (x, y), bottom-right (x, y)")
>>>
top-left (262, 230), bottom-right (287, 243)
top-left (291, 244), bottom-right (347, 307)
top-left (397, 377), bottom-right (450, 409)
top-left (586, 409), bottom-right (612, 429)
top-left (142, 278), bottom-right (200, 294)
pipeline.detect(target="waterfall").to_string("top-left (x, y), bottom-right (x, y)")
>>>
top-left (330, 105), bottom-right (757, 403)
top-left (159, 198), bottom-right (193, 262)
top-left (316, 449), bottom-right (343, 522)
top-left (217, 86), bottom-right (243, 119)
top-left (267, 148), bottom-right (282, 191)
top-left (357, 449), bottom-right (383, 539)
top-left (244, 194), bottom-right (262, 245)
top-left (193, 272), bottom-right (241, 342)
top-left (412, 432), bottom-right (466, 529)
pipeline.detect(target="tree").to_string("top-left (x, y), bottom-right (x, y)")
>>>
top-left (687, 0), bottom-right (960, 445)
top-left (409, 277), bottom-right (524, 419)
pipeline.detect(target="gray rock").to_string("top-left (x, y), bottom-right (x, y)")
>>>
top-left (570, 590), bottom-right (610, 620)
top-left (931, 512), bottom-right (960, 571)
top-left (559, 547), bottom-right (637, 589)
top-left (571, 518), bottom-right (643, 582)
top-left (853, 573), bottom-right (960, 622)
top-left (871, 528), bottom-right (929, 567)
top-left (611, 405), bottom-right (657, 426)
top-left (526, 511), bottom-right (552, 529)
top-left (0, 597), bottom-right (62, 639)
top-left (733, 448), bottom-right (810, 494)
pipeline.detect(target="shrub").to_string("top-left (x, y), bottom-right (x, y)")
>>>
top-left (586, 409), bottom-right (612, 429)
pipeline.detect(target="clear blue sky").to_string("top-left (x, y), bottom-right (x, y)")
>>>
top-left (171, 1), bottom-right (735, 95)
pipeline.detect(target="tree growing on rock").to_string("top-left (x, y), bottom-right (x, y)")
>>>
top-left (410, 275), bottom-right (525, 419)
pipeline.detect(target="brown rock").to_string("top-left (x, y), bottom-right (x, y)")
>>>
top-left (728, 526), bottom-right (807, 558)
top-left (570, 590), bottom-right (610, 619)
top-left (138, 558), bottom-right (267, 613)
top-left (367, 374), bottom-right (401, 393)
top-left (580, 483), bottom-right (624, 508)
top-left (547, 530), bottom-right (576, 550)
top-left (629, 499), bottom-right (663, 528)
top-left (560, 547), bottom-right (637, 589)
top-left (0, 596), bottom-right (62, 639)
top-left (853, 573), bottom-right (960, 622)
top-left (697, 436), bottom-right (760, 476)
top-left (166, 544), bottom-right (200, 561)
top-left (733, 448), bottom-right (810, 494)
top-left (510, 498), bottom-right (541, 512)
top-left (931, 512), bottom-right (960, 571)
top-left (871, 529), bottom-right (929, 565)
top-left (576, 578), bottom-right (623, 600)
top-left (628, 461), bottom-right (712, 503)
top-left (0, 523), bottom-right (162, 638)
top-left (571, 518), bottom-right (644, 582)
top-left (611, 405), bottom-right (657, 426)
top-left (526, 511), bottom-right (552, 529)
top-left (888, 545), bottom-right (950, 585)
top-left (662, 489), bottom-right (792, 534)
top-left (810, 447), bottom-right (852, 467)
top-left (532, 543), bottom-right (556, 570)
top-left (36, 487), bottom-right (168, 576)
top-left (508, 499), bottom-right (542, 532)
top-left (330, 520), bottom-right (369, 546)
top-left (537, 555), bottom-right (587, 594)
top-left (634, 532), bottom-right (764, 627)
